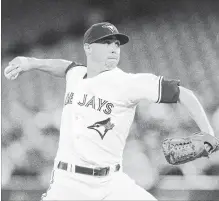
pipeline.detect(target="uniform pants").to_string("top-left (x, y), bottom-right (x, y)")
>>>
top-left (41, 167), bottom-right (157, 200)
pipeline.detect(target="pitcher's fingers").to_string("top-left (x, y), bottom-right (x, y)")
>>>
top-left (4, 66), bottom-right (13, 78)
top-left (5, 67), bottom-right (20, 79)
top-left (4, 64), bottom-right (19, 75)
top-left (10, 67), bottom-right (21, 77)
top-left (11, 73), bottom-right (19, 80)
top-left (4, 65), bottom-right (11, 75)
top-left (5, 72), bottom-right (14, 80)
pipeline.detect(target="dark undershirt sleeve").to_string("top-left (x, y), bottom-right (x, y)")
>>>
top-left (157, 78), bottom-right (180, 103)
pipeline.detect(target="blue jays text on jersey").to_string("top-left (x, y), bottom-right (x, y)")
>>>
top-left (64, 92), bottom-right (114, 115)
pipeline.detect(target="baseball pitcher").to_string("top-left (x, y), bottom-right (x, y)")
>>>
top-left (4, 22), bottom-right (218, 200)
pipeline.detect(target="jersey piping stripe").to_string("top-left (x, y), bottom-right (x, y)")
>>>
top-left (156, 76), bottom-right (163, 103)
top-left (65, 62), bottom-right (86, 74)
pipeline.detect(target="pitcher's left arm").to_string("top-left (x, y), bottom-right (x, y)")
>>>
top-left (128, 73), bottom-right (214, 136)
top-left (178, 86), bottom-right (215, 136)
top-left (153, 77), bottom-right (214, 136)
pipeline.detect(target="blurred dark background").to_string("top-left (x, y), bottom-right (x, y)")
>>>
top-left (2, 0), bottom-right (219, 200)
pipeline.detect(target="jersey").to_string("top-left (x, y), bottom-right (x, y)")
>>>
top-left (55, 65), bottom-right (176, 167)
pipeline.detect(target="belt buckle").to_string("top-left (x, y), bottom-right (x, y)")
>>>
top-left (101, 167), bottom-right (110, 176)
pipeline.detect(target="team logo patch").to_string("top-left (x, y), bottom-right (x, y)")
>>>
top-left (87, 118), bottom-right (115, 140)
top-left (102, 24), bottom-right (116, 33)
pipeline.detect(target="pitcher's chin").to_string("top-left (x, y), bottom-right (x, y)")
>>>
top-left (105, 60), bottom-right (118, 70)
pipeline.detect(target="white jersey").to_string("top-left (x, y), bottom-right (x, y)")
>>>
top-left (55, 66), bottom-right (162, 167)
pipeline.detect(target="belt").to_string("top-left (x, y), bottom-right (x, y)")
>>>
top-left (57, 161), bottom-right (120, 176)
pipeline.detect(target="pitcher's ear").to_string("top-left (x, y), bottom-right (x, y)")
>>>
top-left (84, 43), bottom-right (92, 55)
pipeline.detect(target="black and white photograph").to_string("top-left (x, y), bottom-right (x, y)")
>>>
top-left (2, 0), bottom-right (219, 200)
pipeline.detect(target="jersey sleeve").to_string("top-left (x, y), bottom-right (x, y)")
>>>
top-left (127, 73), bottom-right (180, 104)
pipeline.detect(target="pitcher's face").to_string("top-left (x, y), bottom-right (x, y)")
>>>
top-left (88, 36), bottom-right (121, 69)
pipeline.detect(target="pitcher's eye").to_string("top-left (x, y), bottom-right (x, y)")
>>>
top-left (115, 40), bottom-right (120, 47)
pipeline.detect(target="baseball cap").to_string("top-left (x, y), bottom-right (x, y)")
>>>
top-left (83, 22), bottom-right (129, 45)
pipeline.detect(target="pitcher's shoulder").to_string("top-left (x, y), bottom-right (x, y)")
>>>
top-left (65, 62), bottom-right (86, 73)
top-left (112, 67), bottom-right (130, 78)
top-left (66, 62), bottom-right (87, 80)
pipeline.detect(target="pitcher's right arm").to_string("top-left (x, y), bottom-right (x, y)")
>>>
top-left (4, 56), bottom-right (74, 79)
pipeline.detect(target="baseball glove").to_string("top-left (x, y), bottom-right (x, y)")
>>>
top-left (162, 132), bottom-right (219, 165)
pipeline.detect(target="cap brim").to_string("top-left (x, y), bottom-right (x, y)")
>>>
top-left (90, 33), bottom-right (129, 45)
